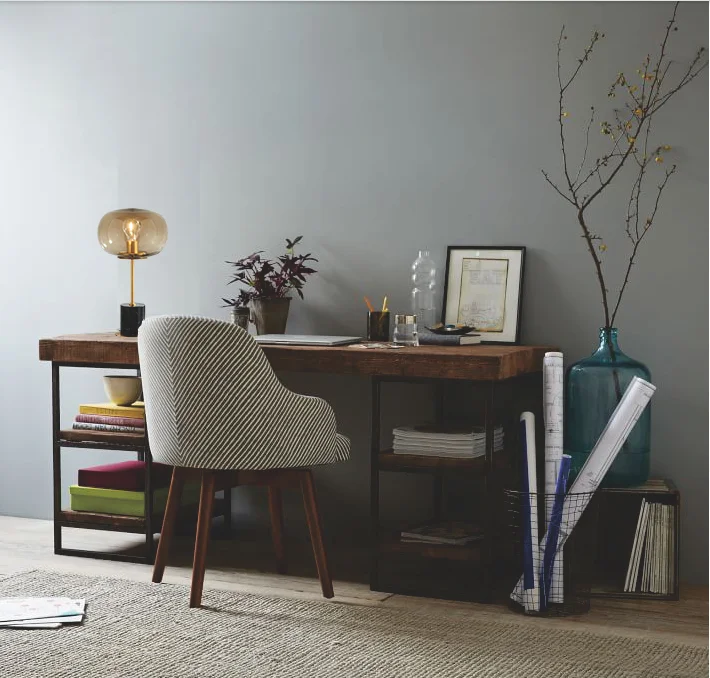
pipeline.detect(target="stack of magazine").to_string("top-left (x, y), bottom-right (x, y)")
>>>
top-left (392, 424), bottom-right (503, 459)
top-left (400, 522), bottom-right (483, 546)
top-left (624, 499), bottom-right (676, 594)
top-left (0, 597), bottom-right (85, 629)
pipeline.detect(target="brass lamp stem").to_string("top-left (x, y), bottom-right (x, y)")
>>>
top-left (130, 259), bottom-right (135, 307)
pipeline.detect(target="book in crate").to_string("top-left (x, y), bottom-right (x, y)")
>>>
top-left (624, 499), bottom-right (676, 595)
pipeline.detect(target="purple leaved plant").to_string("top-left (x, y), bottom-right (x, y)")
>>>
top-left (222, 236), bottom-right (318, 308)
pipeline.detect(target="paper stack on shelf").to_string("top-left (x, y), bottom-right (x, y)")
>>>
top-left (624, 499), bottom-right (675, 594)
top-left (392, 425), bottom-right (503, 459)
top-left (0, 597), bottom-right (85, 629)
top-left (400, 522), bottom-right (483, 546)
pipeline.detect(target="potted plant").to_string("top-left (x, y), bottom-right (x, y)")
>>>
top-left (222, 236), bottom-right (318, 334)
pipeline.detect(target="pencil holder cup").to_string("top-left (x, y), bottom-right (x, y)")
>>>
top-left (367, 311), bottom-right (390, 342)
top-left (501, 489), bottom-right (599, 617)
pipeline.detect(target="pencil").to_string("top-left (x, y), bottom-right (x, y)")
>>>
top-left (364, 296), bottom-right (375, 312)
top-left (382, 296), bottom-right (388, 312)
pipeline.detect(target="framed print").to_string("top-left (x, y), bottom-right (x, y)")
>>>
top-left (442, 246), bottom-right (526, 344)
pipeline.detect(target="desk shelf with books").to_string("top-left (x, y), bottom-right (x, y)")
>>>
top-left (43, 360), bottom-right (229, 565)
top-left (41, 333), bottom-right (552, 578)
top-left (371, 372), bottom-right (545, 604)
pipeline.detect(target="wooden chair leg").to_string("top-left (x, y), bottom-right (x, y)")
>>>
top-left (268, 487), bottom-right (287, 574)
top-left (190, 471), bottom-right (216, 608)
top-left (152, 467), bottom-right (186, 584)
top-left (300, 470), bottom-right (334, 599)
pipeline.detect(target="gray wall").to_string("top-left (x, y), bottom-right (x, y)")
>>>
top-left (0, 2), bottom-right (706, 582)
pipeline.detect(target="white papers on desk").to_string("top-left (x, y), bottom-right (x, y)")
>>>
top-left (393, 425), bottom-right (503, 458)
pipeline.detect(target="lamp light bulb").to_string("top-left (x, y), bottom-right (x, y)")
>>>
top-left (122, 219), bottom-right (141, 242)
top-left (122, 219), bottom-right (141, 256)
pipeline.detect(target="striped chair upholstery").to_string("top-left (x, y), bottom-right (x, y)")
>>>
top-left (138, 315), bottom-right (350, 471)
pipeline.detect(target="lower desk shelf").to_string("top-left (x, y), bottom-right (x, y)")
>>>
top-left (378, 450), bottom-right (486, 473)
top-left (59, 499), bottom-right (226, 534)
top-left (379, 533), bottom-right (483, 563)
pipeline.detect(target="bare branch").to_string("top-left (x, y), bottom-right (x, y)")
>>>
top-left (543, 3), bottom-right (703, 328)
top-left (611, 165), bottom-right (677, 325)
top-left (647, 1), bottom-right (679, 105)
top-left (648, 52), bottom-right (708, 116)
top-left (542, 170), bottom-right (577, 205)
top-left (574, 107), bottom-right (596, 185)
top-left (556, 27), bottom-right (579, 204)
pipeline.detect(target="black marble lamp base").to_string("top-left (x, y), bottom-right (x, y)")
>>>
top-left (120, 303), bottom-right (145, 337)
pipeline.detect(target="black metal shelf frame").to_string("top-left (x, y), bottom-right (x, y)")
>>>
top-left (51, 360), bottom-right (159, 564)
top-left (369, 373), bottom-right (540, 603)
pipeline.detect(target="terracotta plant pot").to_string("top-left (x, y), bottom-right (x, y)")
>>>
top-left (251, 298), bottom-right (291, 335)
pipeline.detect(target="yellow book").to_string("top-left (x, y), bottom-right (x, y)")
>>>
top-left (79, 402), bottom-right (145, 419)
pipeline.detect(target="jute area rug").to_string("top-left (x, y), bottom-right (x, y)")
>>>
top-left (0, 570), bottom-right (706, 678)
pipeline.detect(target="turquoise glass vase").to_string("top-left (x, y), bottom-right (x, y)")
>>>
top-left (565, 328), bottom-right (651, 487)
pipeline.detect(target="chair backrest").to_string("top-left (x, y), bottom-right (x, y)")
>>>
top-left (137, 315), bottom-right (299, 469)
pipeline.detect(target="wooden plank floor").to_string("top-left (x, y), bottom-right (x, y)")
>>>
top-left (0, 516), bottom-right (706, 648)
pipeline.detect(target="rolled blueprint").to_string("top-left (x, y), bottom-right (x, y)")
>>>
top-left (541, 454), bottom-right (571, 608)
top-left (543, 352), bottom-right (565, 602)
top-left (511, 376), bottom-right (656, 605)
top-left (520, 412), bottom-right (540, 612)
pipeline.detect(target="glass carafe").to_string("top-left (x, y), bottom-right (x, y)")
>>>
top-left (411, 249), bottom-right (437, 333)
top-left (565, 328), bottom-right (651, 487)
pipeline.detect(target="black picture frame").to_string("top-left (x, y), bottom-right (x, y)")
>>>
top-left (441, 246), bottom-right (526, 345)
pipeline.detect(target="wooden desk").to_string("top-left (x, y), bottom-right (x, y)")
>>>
top-left (39, 332), bottom-right (548, 381)
top-left (40, 331), bottom-right (552, 600)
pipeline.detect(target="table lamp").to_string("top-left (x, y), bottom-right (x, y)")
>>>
top-left (98, 208), bottom-right (168, 336)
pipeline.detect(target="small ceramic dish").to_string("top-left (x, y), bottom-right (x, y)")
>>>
top-left (103, 375), bottom-right (143, 406)
top-left (425, 323), bottom-right (476, 336)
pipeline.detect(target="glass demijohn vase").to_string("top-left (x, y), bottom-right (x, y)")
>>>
top-left (565, 328), bottom-right (651, 487)
top-left (411, 249), bottom-right (437, 333)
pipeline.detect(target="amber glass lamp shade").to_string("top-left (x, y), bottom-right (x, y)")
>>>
top-left (97, 208), bottom-right (168, 260)
top-left (98, 208), bottom-right (168, 337)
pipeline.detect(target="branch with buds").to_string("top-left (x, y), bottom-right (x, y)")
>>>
top-left (543, 2), bottom-right (706, 329)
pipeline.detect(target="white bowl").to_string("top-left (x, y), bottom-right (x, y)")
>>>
top-left (103, 376), bottom-right (142, 406)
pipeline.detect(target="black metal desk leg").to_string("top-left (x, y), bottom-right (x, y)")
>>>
top-left (370, 377), bottom-right (381, 591)
top-left (433, 383), bottom-right (445, 521)
top-left (51, 363), bottom-right (62, 553)
top-left (481, 380), bottom-right (496, 602)
top-left (144, 444), bottom-right (154, 562)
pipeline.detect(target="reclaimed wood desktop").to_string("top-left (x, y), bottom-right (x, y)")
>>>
top-left (39, 332), bottom-right (548, 380)
top-left (40, 332), bottom-right (552, 599)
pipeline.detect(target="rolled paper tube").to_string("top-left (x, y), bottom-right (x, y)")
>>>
top-left (511, 376), bottom-right (656, 604)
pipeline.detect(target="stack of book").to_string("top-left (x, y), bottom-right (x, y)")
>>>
top-left (624, 499), bottom-right (676, 594)
top-left (392, 424), bottom-right (503, 459)
top-left (400, 522), bottom-right (483, 546)
top-left (418, 330), bottom-right (482, 346)
top-left (73, 402), bottom-right (146, 435)
top-left (70, 460), bottom-right (199, 517)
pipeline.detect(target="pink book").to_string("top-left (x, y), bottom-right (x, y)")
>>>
top-left (75, 413), bottom-right (145, 428)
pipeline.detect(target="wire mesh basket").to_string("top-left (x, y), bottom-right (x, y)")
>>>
top-left (502, 489), bottom-right (599, 616)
